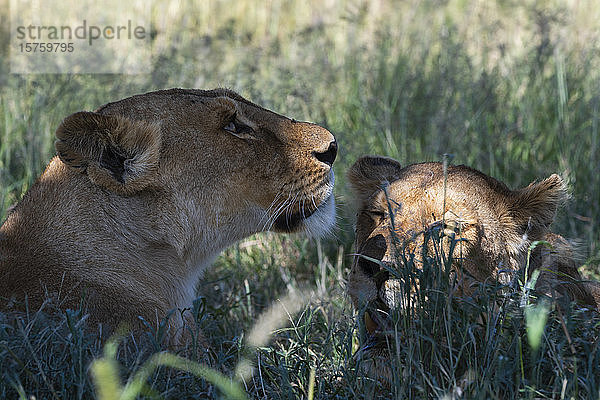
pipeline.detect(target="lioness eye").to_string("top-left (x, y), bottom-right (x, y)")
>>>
top-left (223, 116), bottom-right (255, 138)
top-left (223, 121), bottom-right (236, 133)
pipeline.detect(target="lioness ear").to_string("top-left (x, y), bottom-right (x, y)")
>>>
top-left (55, 111), bottom-right (161, 195)
top-left (509, 174), bottom-right (567, 236)
top-left (347, 155), bottom-right (403, 205)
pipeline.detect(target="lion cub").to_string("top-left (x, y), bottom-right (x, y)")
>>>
top-left (347, 155), bottom-right (599, 337)
top-left (0, 89), bottom-right (337, 346)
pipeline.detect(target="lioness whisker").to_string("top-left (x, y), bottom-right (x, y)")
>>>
top-left (259, 190), bottom-right (285, 230)
top-left (263, 195), bottom-right (289, 231)
top-left (264, 189), bottom-right (295, 231)
top-left (310, 194), bottom-right (318, 211)
top-left (300, 197), bottom-right (306, 220)
top-left (285, 193), bottom-right (300, 222)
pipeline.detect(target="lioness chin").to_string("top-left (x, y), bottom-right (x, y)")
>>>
top-left (347, 155), bottom-right (599, 381)
top-left (0, 88), bottom-right (337, 347)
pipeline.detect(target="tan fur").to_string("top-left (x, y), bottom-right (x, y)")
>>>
top-left (347, 155), bottom-right (598, 372)
top-left (0, 88), bottom-right (337, 346)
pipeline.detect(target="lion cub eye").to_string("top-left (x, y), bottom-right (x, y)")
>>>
top-left (361, 209), bottom-right (387, 225)
top-left (441, 211), bottom-right (473, 236)
top-left (223, 115), bottom-right (255, 139)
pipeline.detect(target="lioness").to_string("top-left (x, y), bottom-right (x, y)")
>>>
top-left (347, 156), bottom-right (599, 370)
top-left (0, 88), bottom-right (337, 345)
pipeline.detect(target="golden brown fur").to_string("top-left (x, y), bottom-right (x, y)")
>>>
top-left (0, 88), bottom-right (337, 345)
top-left (347, 155), bottom-right (599, 374)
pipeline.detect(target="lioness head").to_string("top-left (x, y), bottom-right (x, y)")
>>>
top-left (55, 88), bottom-right (337, 236)
top-left (0, 88), bottom-right (336, 343)
top-left (347, 156), bottom-right (597, 339)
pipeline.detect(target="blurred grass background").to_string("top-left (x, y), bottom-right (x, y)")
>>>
top-left (1, 0), bottom-right (600, 398)
top-left (1, 0), bottom-right (598, 259)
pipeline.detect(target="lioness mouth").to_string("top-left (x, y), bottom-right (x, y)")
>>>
top-left (273, 208), bottom-right (316, 231)
top-left (272, 192), bottom-right (332, 232)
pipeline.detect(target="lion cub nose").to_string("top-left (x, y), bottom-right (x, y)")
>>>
top-left (313, 140), bottom-right (338, 167)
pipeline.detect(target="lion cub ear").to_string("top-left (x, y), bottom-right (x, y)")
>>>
top-left (509, 174), bottom-right (567, 236)
top-left (348, 155), bottom-right (403, 205)
top-left (55, 111), bottom-right (161, 195)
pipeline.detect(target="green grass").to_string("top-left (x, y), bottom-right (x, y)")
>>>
top-left (1, 0), bottom-right (599, 398)
top-left (354, 225), bottom-right (600, 398)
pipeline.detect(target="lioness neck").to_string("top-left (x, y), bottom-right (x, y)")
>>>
top-left (0, 157), bottom-right (249, 312)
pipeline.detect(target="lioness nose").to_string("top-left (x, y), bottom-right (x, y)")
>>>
top-left (313, 140), bottom-right (338, 166)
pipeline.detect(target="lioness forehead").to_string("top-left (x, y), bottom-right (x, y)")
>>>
top-left (95, 88), bottom-right (281, 121)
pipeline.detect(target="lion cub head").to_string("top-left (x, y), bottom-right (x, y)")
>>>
top-left (347, 156), bottom-right (598, 341)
